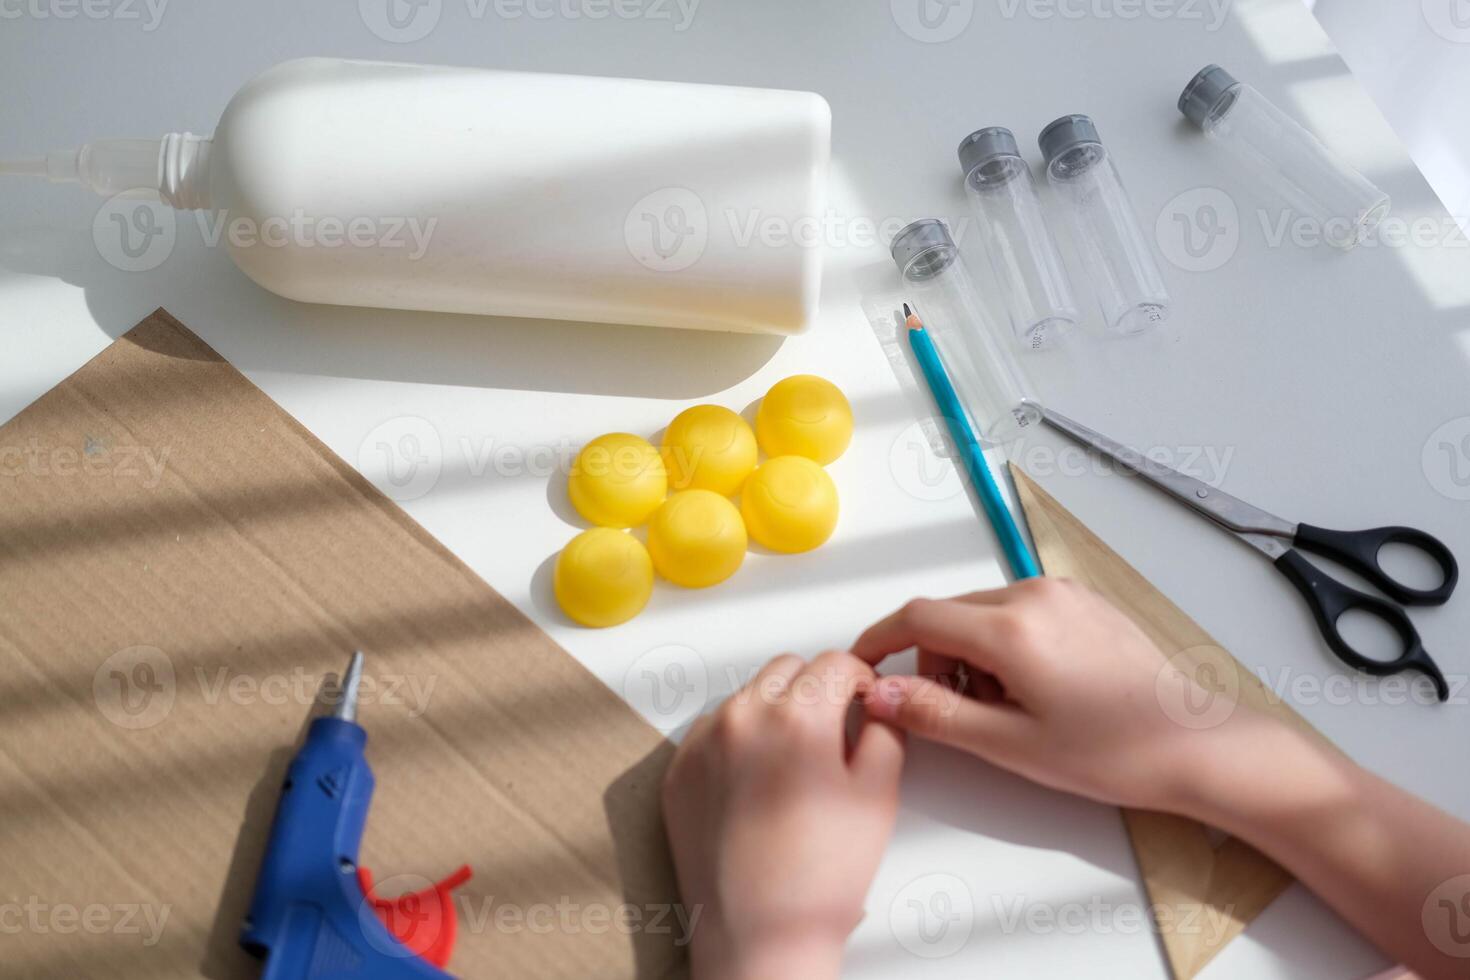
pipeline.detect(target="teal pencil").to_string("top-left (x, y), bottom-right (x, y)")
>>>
top-left (903, 303), bottom-right (1040, 580)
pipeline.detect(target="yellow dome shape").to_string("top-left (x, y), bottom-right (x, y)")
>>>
top-left (740, 456), bottom-right (839, 553)
top-left (568, 432), bottom-right (667, 528)
top-left (647, 490), bottom-right (748, 588)
top-left (554, 528), bottom-right (654, 627)
top-left (661, 404), bottom-right (758, 495)
top-left (755, 375), bottom-right (853, 465)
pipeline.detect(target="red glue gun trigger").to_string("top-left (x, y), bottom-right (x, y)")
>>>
top-left (357, 865), bottom-right (473, 970)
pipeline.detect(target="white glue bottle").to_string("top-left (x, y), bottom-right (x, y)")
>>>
top-left (2, 57), bottom-right (832, 335)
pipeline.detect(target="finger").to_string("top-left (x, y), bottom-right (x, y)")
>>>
top-left (863, 674), bottom-right (1026, 756)
top-left (738, 653), bottom-right (805, 708)
top-left (849, 714), bottom-right (905, 793)
top-left (795, 649), bottom-right (873, 708)
top-left (851, 598), bottom-right (1015, 675)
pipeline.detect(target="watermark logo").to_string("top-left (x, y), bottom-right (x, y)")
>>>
top-left (0, 898), bottom-right (171, 946)
top-left (93, 646), bottom-right (177, 730)
top-left (995, 0), bottom-right (1231, 31)
top-left (889, 421), bottom-right (965, 503)
top-left (1423, 416), bottom-right (1470, 501)
top-left (621, 645), bottom-right (709, 733)
top-left (891, 0), bottom-right (973, 42)
top-left (1156, 187), bottom-right (1240, 272)
top-left (890, 872), bottom-right (974, 958)
top-left (358, 416), bottom-right (444, 502)
top-left (358, 872), bottom-right (445, 958)
top-left (359, 0), bottom-right (442, 41)
top-left (1424, 875), bottom-right (1470, 957)
top-left (93, 194), bottom-right (175, 273)
top-left (625, 188), bottom-right (708, 272)
top-left (0, 0), bottom-right (169, 30)
top-left (1155, 647), bottom-right (1239, 730)
top-left (1423, 0), bottom-right (1470, 44)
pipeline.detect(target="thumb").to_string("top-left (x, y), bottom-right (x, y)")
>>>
top-left (865, 674), bottom-right (1024, 755)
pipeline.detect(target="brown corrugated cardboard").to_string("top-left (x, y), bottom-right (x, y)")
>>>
top-left (0, 309), bottom-right (684, 979)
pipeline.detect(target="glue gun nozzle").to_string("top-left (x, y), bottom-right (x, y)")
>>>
top-left (336, 651), bottom-right (365, 723)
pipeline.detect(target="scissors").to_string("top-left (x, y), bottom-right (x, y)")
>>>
top-left (1039, 407), bottom-right (1459, 701)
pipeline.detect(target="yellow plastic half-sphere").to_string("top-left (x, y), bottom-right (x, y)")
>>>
top-left (755, 375), bottom-right (854, 465)
top-left (661, 404), bottom-right (758, 495)
top-left (741, 456), bottom-right (839, 553)
top-left (648, 490), bottom-right (748, 588)
top-left (554, 528), bottom-right (654, 627)
top-left (568, 432), bottom-right (668, 528)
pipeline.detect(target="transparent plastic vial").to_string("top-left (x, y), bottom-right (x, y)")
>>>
top-left (1179, 65), bottom-right (1389, 250)
top-left (890, 219), bottom-right (1042, 444)
top-left (958, 127), bottom-right (1078, 351)
top-left (1039, 115), bottom-right (1169, 336)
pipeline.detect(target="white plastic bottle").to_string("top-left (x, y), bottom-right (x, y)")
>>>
top-left (957, 127), bottom-right (1078, 351)
top-left (1039, 115), bottom-right (1169, 336)
top-left (3, 58), bottom-right (832, 335)
top-left (1179, 64), bottom-right (1388, 250)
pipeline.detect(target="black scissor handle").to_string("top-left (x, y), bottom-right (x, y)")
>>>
top-left (1293, 523), bottom-right (1458, 606)
top-left (1274, 550), bottom-right (1448, 702)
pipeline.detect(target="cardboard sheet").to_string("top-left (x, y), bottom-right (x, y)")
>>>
top-left (0, 309), bottom-right (683, 979)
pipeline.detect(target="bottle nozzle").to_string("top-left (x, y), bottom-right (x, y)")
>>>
top-left (335, 651), bottom-right (366, 724)
top-left (1, 134), bottom-right (212, 209)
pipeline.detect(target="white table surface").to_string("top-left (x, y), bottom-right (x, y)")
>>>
top-left (3, 2), bottom-right (1467, 977)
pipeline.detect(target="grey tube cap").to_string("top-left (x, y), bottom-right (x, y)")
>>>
top-left (1178, 64), bottom-right (1239, 128)
top-left (957, 127), bottom-right (1021, 180)
top-left (890, 218), bottom-right (957, 281)
top-left (1038, 114), bottom-right (1100, 166)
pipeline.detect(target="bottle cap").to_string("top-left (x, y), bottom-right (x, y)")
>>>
top-left (957, 126), bottom-right (1021, 181)
top-left (1178, 64), bottom-right (1239, 128)
top-left (1038, 114), bottom-right (1101, 167)
top-left (889, 218), bottom-right (957, 281)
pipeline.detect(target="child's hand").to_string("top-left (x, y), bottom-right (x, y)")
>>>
top-left (854, 577), bottom-right (1253, 812)
top-left (661, 651), bottom-right (905, 980)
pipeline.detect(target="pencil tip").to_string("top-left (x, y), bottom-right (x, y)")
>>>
top-left (902, 302), bottom-right (912, 318)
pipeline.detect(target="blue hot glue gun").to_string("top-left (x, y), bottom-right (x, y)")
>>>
top-left (240, 652), bottom-right (471, 978)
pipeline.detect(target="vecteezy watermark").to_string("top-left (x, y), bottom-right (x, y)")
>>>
top-left (1156, 187), bottom-right (1241, 272)
top-left (93, 648), bottom-right (439, 729)
top-left (1423, 0), bottom-right (1470, 44)
top-left (458, 896), bottom-right (701, 942)
top-left (625, 188), bottom-right (709, 273)
top-left (92, 197), bottom-right (439, 273)
top-left (889, 420), bottom-right (967, 503)
top-left (93, 646), bottom-right (177, 731)
top-left (1155, 646), bottom-right (1240, 730)
top-left (356, 417), bottom-right (587, 503)
top-left (1155, 187), bottom-right (1470, 268)
top-left (0, 898), bottom-right (171, 947)
top-left (358, 0), bottom-right (699, 42)
top-left (996, 0), bottom-right (1231, 31)
top-left (0, 0), bottom-right (169, 30)
top-left (1253, 665), bottom-right (1466, 708)
top-left (0, 436), bottom-right (171, 488)
top-left (890, 873), bottom-right (975, 958)
top-left (622, 645), bottom-right (710, 733)
top-left (1424, 874), bottom-right (1470, 958)
top-left (1423, 416), bottom-right (1470, 502)
top-left (93, 194), bottom-right (176, 273)
top-left (358, 416), bottom-right (444, 503)
top-left (989, 894), bottom-right (1235, 942)
top-left (890, 0), bottom-right (974, 43)
top-left (1014, 440), bottom-right (1236, 486)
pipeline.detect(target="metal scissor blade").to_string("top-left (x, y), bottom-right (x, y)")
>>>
top-left (1038, 406), bottom-right (1297, 540)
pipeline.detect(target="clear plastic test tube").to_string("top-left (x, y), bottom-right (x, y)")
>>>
top-left (1039, 115), bottom-right (1170, 336)
top-left (958, 127), bottom-right (1078, 352)
top-left (890, 219), bottom-right (1042, 445)
top-left (1179, 64), bottom-right (1389, 250)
